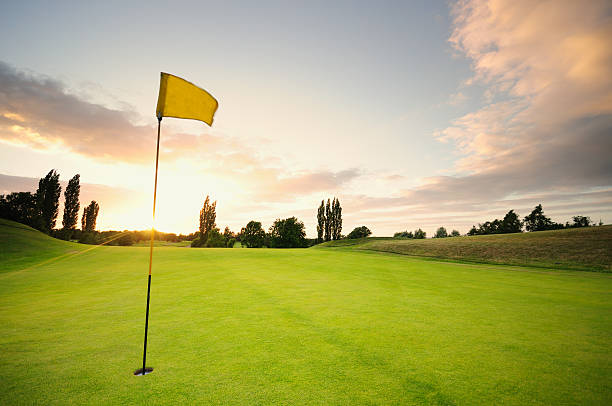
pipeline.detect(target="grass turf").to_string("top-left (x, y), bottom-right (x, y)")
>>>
top-left (0, 220), bottom-right (611, 404)
top-left (317, 226), bottom-right (612, 272)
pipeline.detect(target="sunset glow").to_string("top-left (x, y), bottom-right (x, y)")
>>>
top-left (0, 0), bottom-right (610, 236)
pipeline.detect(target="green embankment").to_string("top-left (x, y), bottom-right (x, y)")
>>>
top-left (317, 226), bottom-right (612, 272)
top-left (0, 218), bottom-right (88, 273)
top-left (0, 219), bottom-right (611, 404)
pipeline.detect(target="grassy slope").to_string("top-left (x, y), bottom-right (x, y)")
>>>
top-left (317, 226), bottom-right (612, 272)
top-left (0, 218), bottom-right (88, 273)
top-left (0, 219), bottom-right (611, 405)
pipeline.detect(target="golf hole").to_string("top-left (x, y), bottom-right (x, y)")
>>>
top-left (133, 367), bottom-right (154, 376)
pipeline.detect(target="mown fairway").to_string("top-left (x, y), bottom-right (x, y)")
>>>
top-left (1, 220), bottom-right (611, 404)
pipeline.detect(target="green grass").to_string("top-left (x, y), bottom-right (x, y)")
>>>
top-left (1, 219), bottom-right (611, 404)
top-left (317, 226), bottom-right (612, 272)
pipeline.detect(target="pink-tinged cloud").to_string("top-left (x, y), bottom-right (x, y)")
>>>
top-left (430, 0), bottom-right (611, 203)
top-left (0, 62), bottom-right (360, 203)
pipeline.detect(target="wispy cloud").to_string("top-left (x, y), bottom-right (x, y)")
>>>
top-left (0, 61), bottom-right (360, 207)
top-left (343, 0), bottom-right (612, 233)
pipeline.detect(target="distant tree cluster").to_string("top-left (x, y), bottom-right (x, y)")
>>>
top-left (237, 217), bottom-right (309, 248)
top-left (240, 221), bottom-right (266, 248)
top-left (393, 228), bottom-right (427, 239)
top-left (191, 195), bottom-right (237, 248)
top-left (467, 209), bottom-right (523, 235)
top-left (467, 205), bottom-right (595, 235)
top-left (431, 227), bottom-right (461, 238)
top-left (268, 217), bottom-right (307, 248)
top-left (317, 197), bottom-right (342, 242)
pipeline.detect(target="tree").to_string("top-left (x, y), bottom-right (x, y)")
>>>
top-left (450, 229), bottom-right (461, 237)
top-left (324, 199), bottom-right (331, 241)
top-left (268, 217), bottom-right (307, 248)
top-left (413, 228), bottom-right (426, 239)
top-left (35, 169), bottom-right (62, 233)
top-left (316, 200), bottom-right (325, 243)
top-left (524, 204), bottom-right (555, 232)
top-left (81, 207), bottom-right (86, 230)
top-left (467, 225), bottom-right (479, 236)
top-left (205, 228), bottom-right (226, 247)
top-left (62, 174), bottom-right (80, 231)
top-left (434, 227), bottom-right (448, 238)
top-left (0, 192), bottom-right (37, 227)
top-left (198, 195), bottom-right (217, 244)
top-left (82, 200), bottom-right (99, 232)
top-left (394, 230), bottom-right (413, 238)
top-left (223, 226), bottom-right (236, 247)
top-left (347, 226), bottom-right (371, 239)
top-left (570, 216), bottom-right (591, 228)
top-left (332, 198), bottom-right (342, 240)
top-left (241, 221), bottom-right (266, 248)
top-left (500, 210), bottom-right (522, 233)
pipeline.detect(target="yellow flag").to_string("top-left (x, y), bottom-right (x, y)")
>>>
top-left (156, 73), bottom-right (218, 125)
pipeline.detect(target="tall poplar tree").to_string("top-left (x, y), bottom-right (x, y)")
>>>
top-left (83, 200), bottom-right (99, 232)
top-left (35, 169), bottom-right (62, 233)
top-left (316, 200), bottom-right (325, 242)
top-left (62, 174), bottom-right (80, 230)
top-left (333, 198), bottom-right (342, 240)
top-left (324, 198), bottom-right (331, 241)
top-left (199, 195), bottom-right (217, 244)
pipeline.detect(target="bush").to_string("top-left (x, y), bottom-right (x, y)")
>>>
top-left (227, 238), bottom-right (236, 248)
top-left (53, 228), bottom-right (74, 241)
top-left (347, 226), bottom-right (372, 239)
top-left (394, 231), bottom-right (413, 239)
top-left (190, 234), bottom-right (204, 247)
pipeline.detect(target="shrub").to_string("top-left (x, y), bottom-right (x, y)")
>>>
top-left (347, 226), bottom-right (372, 239)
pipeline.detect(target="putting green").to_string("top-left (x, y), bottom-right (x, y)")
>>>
top-left (0, 222), bottom-right (610, 404)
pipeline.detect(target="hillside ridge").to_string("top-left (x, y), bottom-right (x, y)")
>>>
top-left (316, 226), bottom-right (612, 272)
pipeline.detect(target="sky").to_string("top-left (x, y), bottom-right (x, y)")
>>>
top-left (0, 0), bottom-right (610, 236)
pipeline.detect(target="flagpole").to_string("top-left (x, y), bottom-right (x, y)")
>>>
top-left (137, 116), bottom-right (162, 376)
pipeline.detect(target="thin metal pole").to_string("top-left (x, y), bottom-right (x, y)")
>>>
top-left (141, 116), bottom-right (162, 375)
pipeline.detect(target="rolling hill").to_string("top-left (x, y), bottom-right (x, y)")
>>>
top-left (317, 226), bottom-right (612, 272)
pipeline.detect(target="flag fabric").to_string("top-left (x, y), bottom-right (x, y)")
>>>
top-left (156, 72), bottom-right (218, 125)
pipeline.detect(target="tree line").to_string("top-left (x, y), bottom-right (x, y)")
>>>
top-left (466, 204), bottom-right (598, 236)
top-left (190, 195), bottom-right (314, 248)
top-left (391, 204), bottom-right (601, 240)
top-left (0, 169), bottom-right (101, 242)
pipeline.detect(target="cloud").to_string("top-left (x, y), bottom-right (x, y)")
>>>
top-left (0, 61), bottom-right (360, 203)
top-left (442, 0), bottom-right (612, 174)
top-left (0, 62), bottom-right (157, 162)
top-left (424, 1), bottom-right (612, 214)
top-left (338, 1), bottom-right (612, 234)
